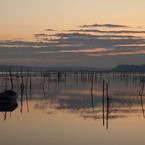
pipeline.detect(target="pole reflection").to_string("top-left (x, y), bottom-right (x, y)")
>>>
top-left (0, 71), bottom-right (145, 128)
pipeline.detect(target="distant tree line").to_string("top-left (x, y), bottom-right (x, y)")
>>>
top-left (0, 65), bottom-right (96, 72)
top-left (112, 64), bottom-right (145, 72)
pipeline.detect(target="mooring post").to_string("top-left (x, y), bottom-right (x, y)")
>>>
top-left (102, 79), bottom-right (105, 126)
top-left (106, 83), bottom-right (109, 129)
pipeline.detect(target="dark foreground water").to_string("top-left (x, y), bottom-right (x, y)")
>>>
top-left (0, 72), bottom-right (145, 145)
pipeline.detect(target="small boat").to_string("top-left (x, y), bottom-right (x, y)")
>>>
top-left (0, 90), bottom-right (18, 104)
top-left (0, 90), bottom-right (18, 112)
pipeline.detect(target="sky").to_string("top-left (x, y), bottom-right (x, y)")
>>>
top-left (0, 0), bottom-right (145, 68)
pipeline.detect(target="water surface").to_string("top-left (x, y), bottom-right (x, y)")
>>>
top-left (0, 72), bottom-right (145, 145)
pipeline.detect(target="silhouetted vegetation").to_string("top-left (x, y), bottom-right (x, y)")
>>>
top-left (112, 64), bottom-right (145, 72)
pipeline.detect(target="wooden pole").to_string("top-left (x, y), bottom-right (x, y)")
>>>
top-left (102, 79), bottom-right (105, 126)
top-left (5, 68), bottom-right (7, 90)
top-left (29, 70), bottom-right (32, 99)
top-left (106, 83), bottom-right (109, 129)
top-left (9, 66), bottom-right (13, 90)
top-left (91, 72), bottom-right (94, 92)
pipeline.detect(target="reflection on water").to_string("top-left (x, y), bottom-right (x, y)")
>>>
top-left (1, 102), bottom-right (18, 121)
top-left (0, 89), bottom-right (18, 120)
top-left (0, 71), bottom-right (145, 145)
top-left (1, 72), bottom-right (145, 124)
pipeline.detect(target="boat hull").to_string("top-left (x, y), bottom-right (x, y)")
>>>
top-left (0, 90), bottom-right (18, 111)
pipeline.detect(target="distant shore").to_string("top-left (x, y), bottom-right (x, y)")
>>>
top-left (0, 64), bottom-right (145, 72)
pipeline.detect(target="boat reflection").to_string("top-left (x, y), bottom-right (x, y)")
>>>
top-left (0, 102), bottom-right (18, 112)
top-left (0, 90), bottom-right (18, 120)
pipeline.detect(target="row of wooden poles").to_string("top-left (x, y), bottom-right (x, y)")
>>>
top-left (0, 66), bottom-right (144, 123)
top-left (2, 67), bottom-right (145, 126)
top-left (2, 66), bottom-right (144, 92)
top-left (3, 67), bottom-right (32, 91)
top-left (2, 67), bottom-right (110, 90)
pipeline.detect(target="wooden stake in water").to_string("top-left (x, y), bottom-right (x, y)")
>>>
top-left (25, 68), bottom-right (29, 94)
top-left (20, 83), bottom-right (25, 113)
top-left (29, 70), bottom-right (32, 99)
top-left (21, 67), bottom-right (24, 85)
top-left (9, 66), bottom-right (13, 90)
top-left (5, 68), bottom-right (8, 90)
top-left (106, 83), bottom-right (109, 129)
top-left (91, 72), bottom-right (94, 91)
top-left (102, 79), bottom-right (105, 126)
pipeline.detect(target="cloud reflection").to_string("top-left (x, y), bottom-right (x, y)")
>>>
top-left (15, 72), bottom-right (145, 122)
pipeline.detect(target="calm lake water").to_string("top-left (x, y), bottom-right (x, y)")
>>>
top-left (0, 72), bottom-right (145, 145)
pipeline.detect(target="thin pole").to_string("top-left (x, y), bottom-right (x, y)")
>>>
top-left (9, 66), bottom-right (13, 90)
top-left (102, 79), bottom-right (105, 126)
top-left (106, 83), bottom-right (109, 129)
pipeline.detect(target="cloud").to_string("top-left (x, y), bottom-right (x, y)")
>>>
top-left (0, 40), bottom-right (52, 47)
top-left (1, 31), bottom-right (145, 52)
top-left (52, 32), bottom-right (135, 39)
top-left (87, 50), bottom-right (145, 57)
top-left (1, 34), bottom-right (145, 66)
top-left (69, 29), bottom-right (145, 34)
top-left (1, 23), bottom-right (145, 67)
top-left (44, 29), bottom-right (57, 31)
top-left (79, 23), bottom-right (129, 28)
top-left (33, 33), bottom-right (49, 39)
top-left (60, 48), bottom-right (113, 53)
top-left (2, 29), bottom-right (145, 47)
top-left (12, 38), bottom-right (23, 41)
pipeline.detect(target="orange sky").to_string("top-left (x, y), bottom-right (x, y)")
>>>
top-left (0, 0), bottom-right (145, 67)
